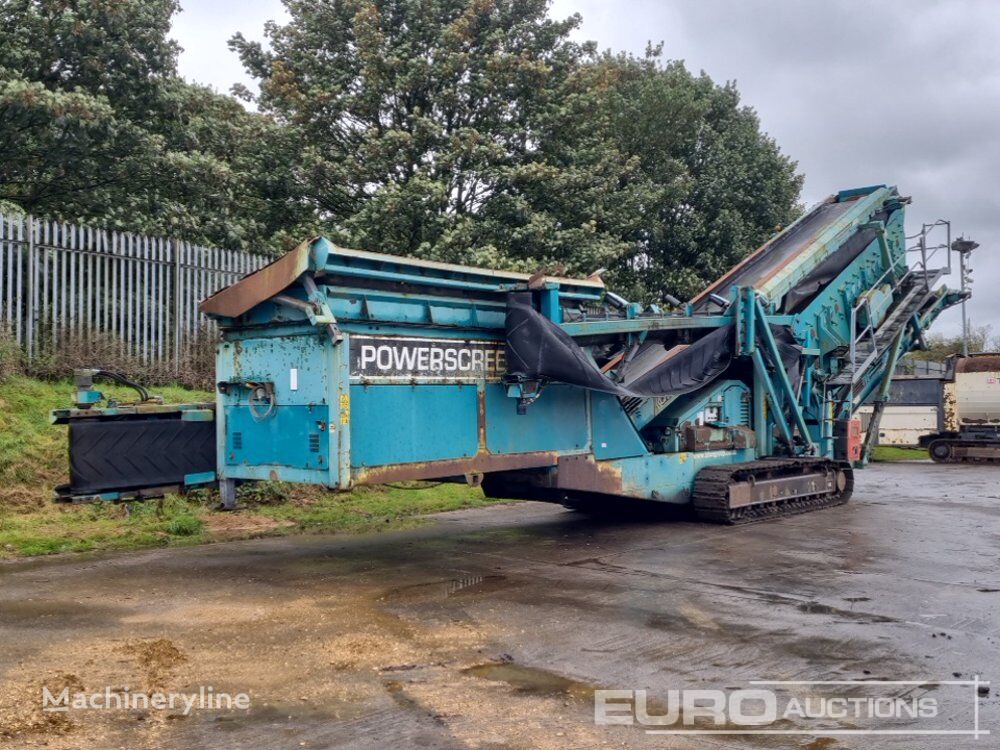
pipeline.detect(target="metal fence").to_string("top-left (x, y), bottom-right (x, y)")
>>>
top-left (0, 212), bottom-right (268, 369)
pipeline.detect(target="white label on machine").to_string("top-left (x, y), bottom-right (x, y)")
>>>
top-left (290, 368), bottom-right (299, 391)
top-left (350, 335), bottom-right (506, 382)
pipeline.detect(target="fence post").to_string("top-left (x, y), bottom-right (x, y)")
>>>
top-left (173, 239), bottom-right (182, 372)
top-left (0, 216), bottom-right (259, 373)
top-left (26, 214), bottom-right (36, 360)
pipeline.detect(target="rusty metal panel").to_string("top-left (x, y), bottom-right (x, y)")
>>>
top-left (683, 424), bottom-right (756, 452)
top-left (199, 239), bottom-right (311, 318)
top-left (954, 354), bottom-right (1000, 374)
top-left (353, 452), bottom-right (559, 484)
top-left (728, 470), bottom-right (839, 509)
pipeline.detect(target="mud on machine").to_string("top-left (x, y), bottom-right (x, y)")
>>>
top-left (54, 185), bottom-right (968, 523)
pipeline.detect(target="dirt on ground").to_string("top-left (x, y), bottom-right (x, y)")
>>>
top-left (202, 513), bottom-right (297, 541)
top-left (0, 462), bottom-right (998, 749)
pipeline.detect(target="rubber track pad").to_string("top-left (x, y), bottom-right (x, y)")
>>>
top-left (68, 419), bottom-right (215, 494)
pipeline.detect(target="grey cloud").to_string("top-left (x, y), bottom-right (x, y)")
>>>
top-left (553, 0), bottom-right (1000, 335)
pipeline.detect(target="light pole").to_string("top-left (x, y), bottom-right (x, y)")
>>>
top-left (952, 237), bottom-right (979, 357)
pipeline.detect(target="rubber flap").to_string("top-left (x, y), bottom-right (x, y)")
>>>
top-left (505, 292), bottom-right (734, 397)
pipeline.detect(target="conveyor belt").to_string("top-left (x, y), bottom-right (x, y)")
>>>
top-left (62, 417), bottom-right (215, 497)
top-left (693, 198), bottom-right (855, 311)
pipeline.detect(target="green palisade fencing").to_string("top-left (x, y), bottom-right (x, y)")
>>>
top-left (0, 212), bottom-right (268, 373)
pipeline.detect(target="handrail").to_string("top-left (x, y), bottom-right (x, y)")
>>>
top-left (848, 296), bottom-right (881, 383)
top-left (905, 220), bottom-right (952, 283)
top-left (839, 221), bottom-right (955, 386)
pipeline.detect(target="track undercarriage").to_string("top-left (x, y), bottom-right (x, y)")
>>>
top-left (928, 439), bottom-right (1000, 464)
top-left (692, 458), bottom-right (854, 524)
top-left (483, 457), bottom-right (854, 525)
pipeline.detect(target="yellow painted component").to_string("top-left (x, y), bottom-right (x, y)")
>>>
top-left (339, 392), bottom-right (350, 425)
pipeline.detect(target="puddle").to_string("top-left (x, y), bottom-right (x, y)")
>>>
top-left (383, 575), bottom-right (513, 602)
top-left (796, 601), bottom-right (896, 623)
top-left (447, 575), bottom-right (511, 596)
top-left (462, 662), bottom-right (595, 700)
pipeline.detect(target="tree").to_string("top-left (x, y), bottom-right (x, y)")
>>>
top-left (234, 2), bottom-right (802, 295)
top-left (913, 323), bottom-right (996, 362)
top-left (0, 76), bottom-right (154, 213)
top-left (0, 0), bottom-right (178, 213)
top-left (0, 0), bottom-right (310, 251)
top-left (233, 0), bottom-right (674, 278)
top-left (2, 0), bottom-right (804, 281)
top-left (598, 47), bottom-right (803, 301)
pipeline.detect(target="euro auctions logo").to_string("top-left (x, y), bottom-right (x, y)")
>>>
top-left (595, 679), bottom-right (989, 738)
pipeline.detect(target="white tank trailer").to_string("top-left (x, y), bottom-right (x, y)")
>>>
top-left (920, 353), bottom-right (1000, 462)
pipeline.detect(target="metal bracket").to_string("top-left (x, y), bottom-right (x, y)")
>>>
top-left (302, 274), bottom-right (343, 343)
top-left (859, 325), bottom-right (907, 465)
top-left (746, 290), bottom-right (817, 454)
top-left (218, 479), bottom-right (238, 511)
top-left (506, 380), bottom-right (543, 414)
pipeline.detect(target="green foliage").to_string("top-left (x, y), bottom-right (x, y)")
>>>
top-left (2, 0), bottom-right (803, 294)
top-left (0, 0), bottom-right (310, 251)
top-left (913, 323), bottom-right (996, 363)
top-left (164, 512), bottom-right (204, 537)
top-left (233, 1), bottom-right (802, 296)
top-left (231, 0), bottom-right (593, 261)
top-left (597, 47), bottom-right (803, 299)
top-left (871, 446), bottom-right (926, 462)
top-left (251, 481), bottom-right (498, 534)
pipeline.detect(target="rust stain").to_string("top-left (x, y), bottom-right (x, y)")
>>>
top-left (553, 455), bottom-right (627, 496)
top-left (477, 389), bottom-right (487, 452)
top-left (943, 381), bottom-right (958, 432)
top-left (355, 452), bottom-right (558, 485)
top-left (954, 354), bottom-right (1000, 374)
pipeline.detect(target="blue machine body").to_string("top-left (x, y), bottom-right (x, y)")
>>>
top-left (200, 185), bottom-right (965, 505)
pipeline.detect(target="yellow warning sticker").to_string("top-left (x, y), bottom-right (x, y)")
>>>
top-left (339, 392), bottom-right (350, 424)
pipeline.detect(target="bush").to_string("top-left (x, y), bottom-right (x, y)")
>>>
top-left (10, 325), bottom-right (215, 390)
top-left (0, 326), bottom-right (23, 383)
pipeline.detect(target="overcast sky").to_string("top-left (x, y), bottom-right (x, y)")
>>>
top-left (171, 0), bottom-right (1000, 336)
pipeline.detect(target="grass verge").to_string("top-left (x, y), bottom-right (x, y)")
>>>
top-left (0, 376), bottom-right (505, 559)
top-left (871, 445), bottom-right (928, 462)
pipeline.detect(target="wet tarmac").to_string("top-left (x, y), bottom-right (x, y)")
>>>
top-left (0, 462), bottom-right (998, 749)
